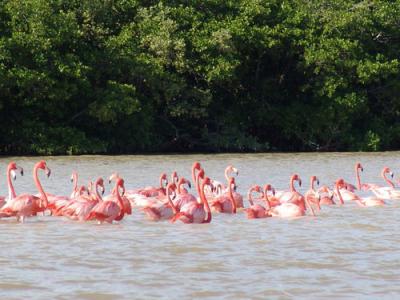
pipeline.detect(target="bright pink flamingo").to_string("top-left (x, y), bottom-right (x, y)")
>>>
top-left (171, 176), bottom-right (213, 224)
top-left (244, 185), bottom-right (271, 219)
top-left (86, 178), bottom-right (126, 223)
top-left (142, 183), bottom-right (178, 221)
top-left (0, 160), bottom-right (51, 222)
top-left (304, 176), bottom-right (321, 215)
top-left (210, 177), bottom-right (237, 214)
top-left (0, 162), bottom-right (24, 213)
top-left (335, 178), bottom-right (385, 207)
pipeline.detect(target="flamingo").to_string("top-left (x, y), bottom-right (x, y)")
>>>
top-left (0, 160), bottom-right (51, 222)
top-left (61, 177), bottom-right (105, 221)
top-left (107, 173), bottom-right (132, 215)
top-left (86, 178), bottom-right (126, 223)
top-left (354, 162), bottom-right (380, 191)
top-left (318, 185), bottom-right (335, 205)
top-left (210, 177), bottom-right (237, 214)
top-left (244, 185), bottom-right (271, 219)
top-left (304, 176), bottom-right (321, 215)
top-left (171, 176), bottom-right (212, 224)
top-left (173, 177), bottom-right (197, 210)
top-left (276, 174), bottom-right (306, 211)
top-left (142, 183), bottom-right (178, 221)
top-left (335, 178), bottom-right (385, 207)
top-left (369, 167), bottom-right (400, 199)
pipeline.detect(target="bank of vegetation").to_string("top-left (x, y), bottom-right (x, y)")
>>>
top-left (0, 0), bottom-right (399, 154)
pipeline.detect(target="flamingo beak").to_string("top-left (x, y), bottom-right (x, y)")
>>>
top-left (390, 172), bottom-right (394, 178)
top-left (11, 170), bottom-right (16, 181)
top-left (317, 179), bottom-right (320, 186)
top-left (18, 167), bottom-right (24, 176)
top-left (101, 186), bottom-right (105, 195)
top-left (188, 181), bottom-right (191, 189)
top-left (233, 168), bottom-right (239, 176)
top-left (45, 167), bottom-right (51, 178)
top-left (361, 167), bottom-right (364, 172)
top-left (298, 179), bottom-right (302, 187)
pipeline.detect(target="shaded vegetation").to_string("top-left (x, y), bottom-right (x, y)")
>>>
top-left (0, 0), bottom-right (399, 154)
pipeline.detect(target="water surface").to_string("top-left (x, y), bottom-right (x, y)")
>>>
top-left (0, 152), bottom-right (400, 299)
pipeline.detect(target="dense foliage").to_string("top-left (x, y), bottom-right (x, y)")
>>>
top-left (0, 0), bottom-right (399, 154)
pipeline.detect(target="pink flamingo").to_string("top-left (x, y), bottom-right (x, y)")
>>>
top-left (354, 162), bottom-right (381, 191)
top-left (244, 185), bottom-right (271, 219)
top-left (171, 176), bottom-right (213, 224)
top-left (86, 178), bottom-right (126, 223)
top-left (0, 160), bottom-right (51, 222)
top-left (276, 174), bottom-right (306, 211)
top-left (304, 176), bottom-right (321, 215)
top-left (210, 177), bottom-right (237, 214)
top-left (173, 177), bottom-right (197, 210)
top-left (107, 173), bottom-right (132, 215)
top-left (142, 183), bottom-right (178, 221)
top-left (335, 178), bottom-right (385, 207)
top-left (318, 185), bottom-right (335, 205)
top-left (61, 178), bottom-right (105, 221)
top-left (369, 167), bottom-right (400, 199)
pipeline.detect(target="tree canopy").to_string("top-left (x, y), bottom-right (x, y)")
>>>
top-left (0, 0), bottom-right (399, 154)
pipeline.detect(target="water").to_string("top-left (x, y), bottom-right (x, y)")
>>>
top-left (0, 152), bottom-right (400, 299)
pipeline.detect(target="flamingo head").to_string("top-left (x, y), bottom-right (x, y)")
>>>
top-left (36, 160), bottom-right (51, 178)
top-left (226, 165), bottom-right (239, 177)
top-left (203, 176), bottom-right (211, 187)
top-left (166, 182), bottom-right (177, 199)
top-left (115, 178), bottom-right (125, 195)
top-left (251, 185), bottom-right (262, 193)
top-left (178, 177), bottom-right (191, 189)
top-left (8, 161), bottom-right (23, 179)
top-left (311, 175), bottom-right (319, 186)
top-left (70, 171), bottom-right (77, 183)
top-left (160, 173), bottom-right (168, 186)
top-left (355, 162), bottom-right (363, 172)
top-left (108, 172), bottom-right (120, 184)
top-left (96, 177), bottom-right (105, 195)
top-left (192, 161), bottom-right (201, 171)
top-left (382, 167), bottom-right (393, 178)
top-left (264, 184), bottom-right (275, 195)
top-left (291, 174), bottom-right (302, 187)
top-left (171, 171), bottom-right (179, 184)
top-left (335, 178), bottom-right (345, 188)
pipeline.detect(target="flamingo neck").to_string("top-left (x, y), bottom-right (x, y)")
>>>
top-left (196, 173), bottom-right (202, 203)
top-left (355, 167), bottom-right (362, 190)
top-left (34, 166), bottom-right (48, 207)
top-left (115, 185), bottom-right (125, 220)
top-left (201, 182), bottom-right (212, 223)
top-left (192, 167), bottom-right (198, 189)
top-left (228, 183), bottom-right (237, 214)
top-left (72, 173), bottom-right (78, 195)
top-left (7, 166), bottom-right (16, 201)
top-left (95, 184), bottom-right (102, 201)
top-left (382, 171), bottom-right (395, 188)
top-left (290, 176), bottom-right (297, 192)
top-left (310, 177), bottom-right (316, 191)
top-left (263, 189), bottom-right (271, 209)
top-left (335, 184), bottom-right (344, 205)
top-left (247, 188), bottom-right (255, 206)
top-left (167, 186), bottom-right (178, 214)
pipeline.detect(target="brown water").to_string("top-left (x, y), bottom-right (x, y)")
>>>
top-left (1, 152), bottom-right (400, 299)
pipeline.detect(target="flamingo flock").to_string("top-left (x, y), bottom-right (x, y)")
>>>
top-left (0, 160), bottom-right (399, 224)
